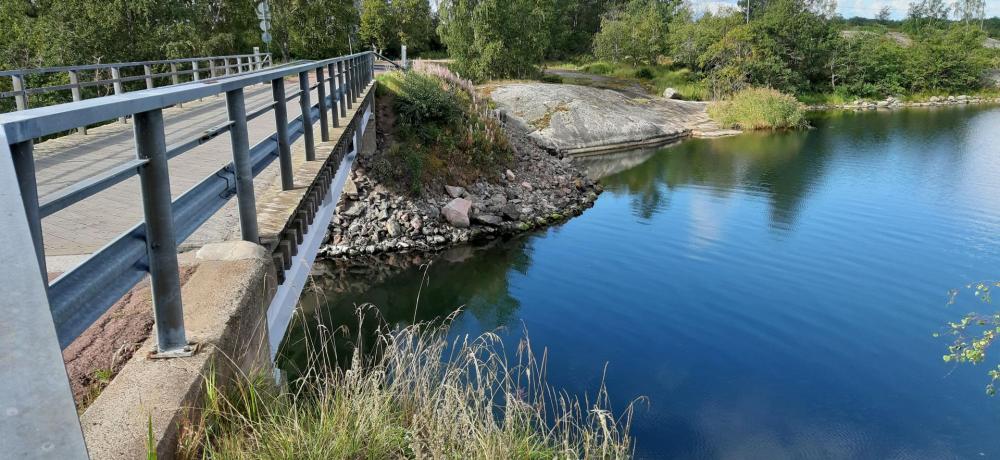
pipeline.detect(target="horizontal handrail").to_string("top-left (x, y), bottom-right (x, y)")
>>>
top-left (2, 52), bottom-right (273, 115)
top-left (0, 53), bottom-right (267, 77)
top-left (1, 52), bottom-right (367, 143)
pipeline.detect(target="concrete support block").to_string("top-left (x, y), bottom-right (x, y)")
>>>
top-left (80, 242), bottom-right (276, 459)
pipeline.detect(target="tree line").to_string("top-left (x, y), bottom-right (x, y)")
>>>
top-left (2, 0), bottom-right (998, 102)
top-left (0, 0), bottom-right (364, 71)
top-left (433, 0), bottom-right (1000, 99)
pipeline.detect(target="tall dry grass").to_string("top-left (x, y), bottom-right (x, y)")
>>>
top-left (180, 307), bottom-right (641, 459)
top-left (708, 87), bottom-right (807, 130)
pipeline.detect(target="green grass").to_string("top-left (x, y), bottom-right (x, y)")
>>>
top-left (797, 88), bottom-right (1000, 105)
top-left (179, 314), bottom-right (640, 459)
top-left (371, 66), bottom-right (512, 195)
top-left (709, 87), bottom-right (807, 130)
top-left (544, 60), bottom-right (709, 100)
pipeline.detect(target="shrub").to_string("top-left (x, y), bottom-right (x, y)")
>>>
top-left (539, 73), bottom-right (563, 84)
top-left (373, 65), bottom-right (512, 194)
top-left (394, 72), bottom-right (461, 129)
top-left (708, 87), bottom-right (807, 130)
top-left (633, 67), bottom-right (655, 80)
top-left (580, 61), bottom-right (613, 75)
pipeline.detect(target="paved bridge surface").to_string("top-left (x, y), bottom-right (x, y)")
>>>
top-left (36, 78), bottom-right (317, 265)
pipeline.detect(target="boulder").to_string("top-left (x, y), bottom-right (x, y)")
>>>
top-left (386, 220), bottom-right (402, 237)
top-left (342, 201), bottom-right (364, 217)
top-left (343, 178), bottom-right (358, 198)
top-left (505, 169), bottom-right (516, 181)
top-left (501, 203), bottom-right (521, 221)
top-left (662, 87), bottom-right (679, 99)
top-left (441, 198), bottom-right (472, 228)
top-left (472, 214), bottom-right (503, 226)
top-left (444, 184), bottom-right (466, 198)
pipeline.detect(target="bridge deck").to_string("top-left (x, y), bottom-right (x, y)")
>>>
top-left (33, 77), bottom-right (338, 268)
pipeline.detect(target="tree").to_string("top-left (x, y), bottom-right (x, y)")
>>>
top-left (952, 0), bottom-right (986, 28)
top-left (876, 6), bottom-right (892, 23)
top-left (359, 0), bottom-right (394, 53)
top-left (437, 0), bottom-right (549, 80)
top-left (591, 0), bottom-right (678, 65)
top-left (394, 0), bottom-right (434, 52)
top-left (905, 0), bottom-right (951, 32)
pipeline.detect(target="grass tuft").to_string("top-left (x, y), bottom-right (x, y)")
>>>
top-left (708, 87), bottom-right (807, 130)
top-left (180, 310), bottom-right (641, 459)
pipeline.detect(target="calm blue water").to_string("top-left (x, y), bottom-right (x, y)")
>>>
top-left (292, 105), bottom-right (1000, 458)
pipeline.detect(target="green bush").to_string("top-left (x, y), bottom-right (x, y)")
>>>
top-left (539, 73), bottom-right (563, 84)
top-left (708, 87), bottom-right (807, 130)
top-left (394, 72), bottom-right (461, 129)
top-left (373, 68), bottom-right (512, 195)
top-left (580, 62), bottom-right (613, 75)
top-left (633, 67), bottom-right (655, 80)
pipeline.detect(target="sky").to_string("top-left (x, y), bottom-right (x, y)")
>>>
top-left (689, 1), bottom-right (1000, 19)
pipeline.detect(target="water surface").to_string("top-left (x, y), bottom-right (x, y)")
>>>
top-left (288, 105), bottom-right (1000, 458)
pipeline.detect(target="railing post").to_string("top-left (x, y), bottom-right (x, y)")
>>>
top-left (210, 60), bottom-right (217, 78)
top-left (298, 71), bottom-right (317, 162)
top-left (170, 62), bottom-right (180, 86)
top-left (133, 109), bottom-right (188, 354)
top-left (10, 140), bottom-right (47, 281)
top-left (224, 89), bottom-right (260, 242)
top-left (356, 56), bottom-right (363, 97)
top-left (11, 74), bottom-right (27, 111)
top-left (337, 60), bottom-right (348, 117)
top-left (68, 70), bottom-right (86, 134)
top-left (316, 67), bottom-right (331, 142)
top-left (111, 66), bottom-right (126, 123)
top-left (170, 62), bottom-right (183, 107)
top-left (192, 61), bottom-right (201, 82)
top-left (143, 64), bottom-right (154, 89)
top-left (345, 58), bottom-right (354, 109)
top-left (271, 79), bottom-right (294, 190)
top-left (327, 62), bottom-right (339, 128)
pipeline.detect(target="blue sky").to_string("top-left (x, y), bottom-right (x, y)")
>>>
top-left (689, 1), bottom-right (1000, 19)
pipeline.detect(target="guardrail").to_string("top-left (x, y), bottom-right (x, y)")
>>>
top-left (0, 50), bottom-right (375, 458)
top-left (1, 51), bottom-right (272, 131)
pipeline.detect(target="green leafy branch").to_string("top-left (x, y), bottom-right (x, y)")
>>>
top-left (936, 281), bottom-right (1000, 395)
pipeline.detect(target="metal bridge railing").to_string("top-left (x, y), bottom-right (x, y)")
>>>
top-left (0, 50), bottom-right (273, 129)
top-left (0, 50), bottom-right (375, 458)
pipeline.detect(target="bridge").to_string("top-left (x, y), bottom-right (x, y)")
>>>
top-left (0, 50), bottom-right (397, 458)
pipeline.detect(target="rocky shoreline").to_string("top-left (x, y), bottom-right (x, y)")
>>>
top-left (808, 94), bottom-right (1000, 111)
top-left (320, 125), bottom-right (601, 259)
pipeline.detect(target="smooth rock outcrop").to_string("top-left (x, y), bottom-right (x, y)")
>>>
top-left (489, 83), bottom-right (726, 154)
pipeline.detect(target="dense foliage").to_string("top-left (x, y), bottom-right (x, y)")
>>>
top-left (359, 0), bottom-right (435, 55)
top-left (429, 0), bottom-right (999, 96)
top-left (0, 0), bottom-right (360, 111)
top-left (371, 65), bottom-right (511, 194)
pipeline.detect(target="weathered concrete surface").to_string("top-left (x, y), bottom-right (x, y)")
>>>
top-left (488, 83), bottom-right (734, 155)
top-left (79, 241), bottom-right (275, 459)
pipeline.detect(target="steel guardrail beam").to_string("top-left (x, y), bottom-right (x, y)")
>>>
top-left (0, 53), bottom-right (370, 144)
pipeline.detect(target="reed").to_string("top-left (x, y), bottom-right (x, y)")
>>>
top-left (179, 308), bottom-right (641, 459)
